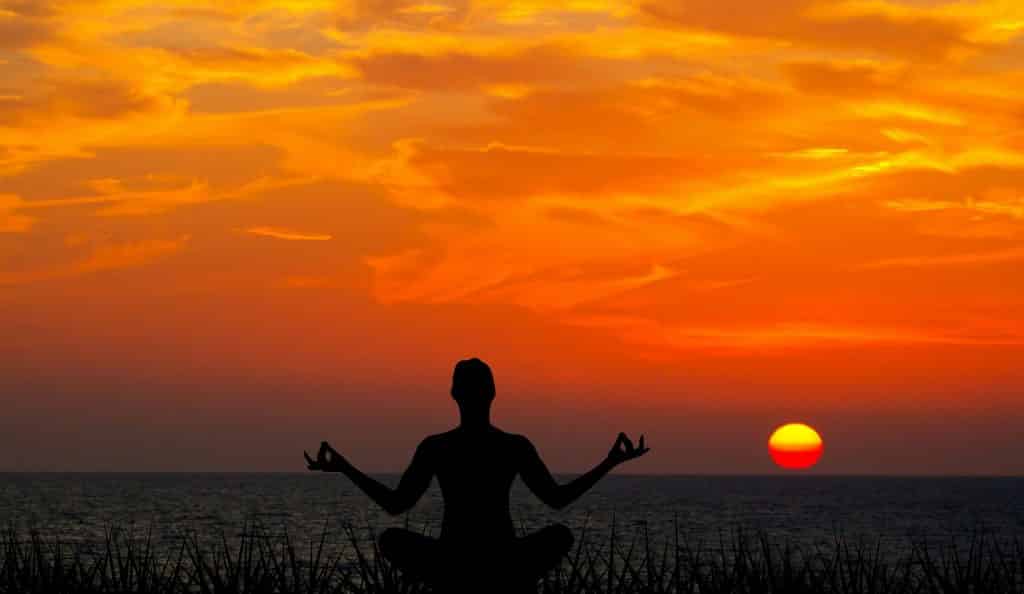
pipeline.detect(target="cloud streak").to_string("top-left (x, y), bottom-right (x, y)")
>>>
top-left (0, 235), bottom-right (190, 286)
top-left (0, 194), bottom-right (33, 232)
top-left (244, 226), bottom-right (333, 241)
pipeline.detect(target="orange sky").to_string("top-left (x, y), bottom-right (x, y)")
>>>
top-left (2, 0), bottom-right (1023, 474)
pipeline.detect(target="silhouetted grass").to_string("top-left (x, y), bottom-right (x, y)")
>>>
top-left (2, 520), bottom-right (1022, 593)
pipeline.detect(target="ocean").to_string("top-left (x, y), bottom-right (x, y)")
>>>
top-left (2, 474), bottom-right (1022, 559)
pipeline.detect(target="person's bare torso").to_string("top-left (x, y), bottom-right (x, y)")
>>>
top-left (426, 426), bottom-right (526, 545)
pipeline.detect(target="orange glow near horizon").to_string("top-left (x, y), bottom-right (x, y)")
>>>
top-left (2, 0), bottom-right (1024, 472)
top-left (769, 424), bottom-right (824, 470)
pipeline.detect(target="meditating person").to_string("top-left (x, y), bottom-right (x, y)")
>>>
top-left (304, 358), bottom-right (649, 592)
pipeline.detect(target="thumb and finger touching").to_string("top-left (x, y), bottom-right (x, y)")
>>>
top-left (610, 432), bottom-right (651, 462)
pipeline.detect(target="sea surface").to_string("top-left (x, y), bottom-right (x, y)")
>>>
top-left (1, 474), bottom-right (1022, 559)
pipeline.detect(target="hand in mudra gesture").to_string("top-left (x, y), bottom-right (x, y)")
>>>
top-left (607, 432), bottom-right (649, 466)
top-left (304, 441), bottom-right (348, 472)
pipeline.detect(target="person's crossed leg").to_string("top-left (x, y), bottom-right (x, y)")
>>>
top-left (380, 523), bottom-right (574, 592)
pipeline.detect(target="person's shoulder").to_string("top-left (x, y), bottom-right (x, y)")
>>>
top-left (418, 430), bottom-right (455, 450)
top-left (496, 429), bottom-right (535, 451)
top-left (424, 429), bottom-right (458, 442)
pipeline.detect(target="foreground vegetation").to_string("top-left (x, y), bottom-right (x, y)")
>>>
top-left (1, 521), bottom-right (1022, 594)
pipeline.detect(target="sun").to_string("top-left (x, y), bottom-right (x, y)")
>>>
top-left (768, 423), bottom-right (824, 470)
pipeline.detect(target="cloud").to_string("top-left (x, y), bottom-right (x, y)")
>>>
top-left (4, 144), bottom-right (286, 203)
top-left (151, 179), bottom-right (433, 285)
top-left (30, 37), bottom-right (352, 97)
top-left (0, 194), bottom-right (33, 232)
top-left (334, 0), bottom-right (471, 31)
top-left (72, 235), bottom-right (191, 275)
top-left (883, 191), bottom-right (1024, 236)
top-left (352, 44), bottom-right (594, 91)
top-left (623, 206), bottom-right (734, 233)
top-left (403, 141), bottom-right (756, 202)
top-left (867, 165), bottom-right (1024, 217)
top-left (628, 74), bottom-right (784, 119)
top-left (0, 77), bottom-right (169, 126)
top-left (168, 46), bottom-right (337, 81)
top-left (0, 235), bottom-right (190, 286)
top-left (636, 0), bottom-right (975, 60)
top-left (569, 316), bottom-right (1024, 350)
top-left (0, 0), bottom-right (57, 16)
top-left (185, 76), bottom-right (373, 113)
top-left (466, 261), bottom-right (679, 310)
top-left (244, 226), bottom-right (333, 241)
top-left (861, 246), bottom-right (1024, 269)
top-left (783, 60), bottom-right (910, 97)
top-left (0, 15), bottom-right (54, 49)
top-left (0, 0), bottom-right (59, 49)
top-left (544, 206), bottom-right (613, 226)
top-left (0, 178), bottom-right (438, 295)
top-left (430, 77), bottom-right (799, 158)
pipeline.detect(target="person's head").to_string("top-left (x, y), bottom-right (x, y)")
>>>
top-left (451, 358), bottom-right (495, 419)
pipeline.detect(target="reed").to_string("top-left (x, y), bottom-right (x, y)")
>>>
top-left (1, 521), bottom-right (1021, 593)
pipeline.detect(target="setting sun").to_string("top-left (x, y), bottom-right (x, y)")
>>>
top-left (769, 423), bottom-right (824, 470)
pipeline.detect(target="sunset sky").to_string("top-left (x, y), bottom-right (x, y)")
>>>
top-left (2, 0), bottom-right (1023, 474)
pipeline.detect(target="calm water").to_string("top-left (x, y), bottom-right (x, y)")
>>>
top-left (1, 474), bottom-right (1022, 557)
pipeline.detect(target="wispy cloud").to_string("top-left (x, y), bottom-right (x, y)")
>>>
top-left (861, 247), bottom-right (1024, 270)
top-left (0, 194), bottom-right (33, 232)
top-left (244, 226), bottom-right (333, 241)
top-left (570, 316), bottom-right (1024, 350)
top-left (0, 235), bottom-right (190, 286)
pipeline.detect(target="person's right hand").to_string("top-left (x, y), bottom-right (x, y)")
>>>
top-left (606, 432), bottom-right (649, 466)
top-left (304, 441), bottom-right (348, 472)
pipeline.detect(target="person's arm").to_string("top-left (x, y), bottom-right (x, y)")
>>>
top-left (304, 440), bottom-right (434, 516)
top-left (518, 433), bottom-right (649, 510)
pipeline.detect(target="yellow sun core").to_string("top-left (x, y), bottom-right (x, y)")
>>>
top-left (768, 423), bottom-right (824, 470)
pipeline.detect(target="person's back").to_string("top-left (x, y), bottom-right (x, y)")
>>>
top-left (305, 358), bottom-right (649, 592)
top-left (429, 426), bottom-right (520, 543)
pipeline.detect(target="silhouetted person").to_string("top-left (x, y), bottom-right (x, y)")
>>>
top-left (305, 358), bottom-right (649, 592)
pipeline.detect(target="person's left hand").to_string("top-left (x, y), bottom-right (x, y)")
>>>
top-left (304, 441), bottom-right (348, 472)
top-left (606, 432), bottom-right (650, 467)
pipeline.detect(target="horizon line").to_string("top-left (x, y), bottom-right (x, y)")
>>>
top-left (2, 471), bottom-right (1022, 478)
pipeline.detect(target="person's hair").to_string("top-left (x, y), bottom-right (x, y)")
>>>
top-left (451, 358), bottom-right (495, 402)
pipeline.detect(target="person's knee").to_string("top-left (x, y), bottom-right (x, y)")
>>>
top-left (549, 523), bottom-right (574, 553)
top-left (379, 527), bottom-right (404, 560)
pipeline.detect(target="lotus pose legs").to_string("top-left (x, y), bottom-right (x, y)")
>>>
top-left (378, 523), bottom-right (574, 591)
